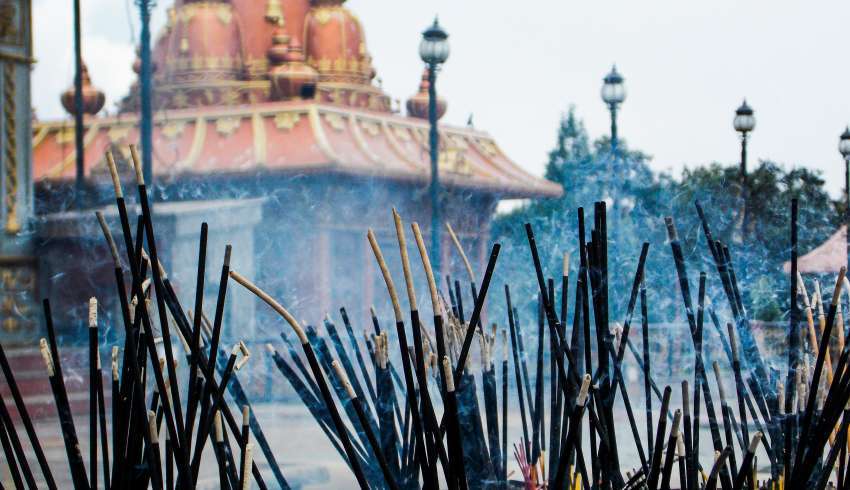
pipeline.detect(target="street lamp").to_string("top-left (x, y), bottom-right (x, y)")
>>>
top-left (420, 17), bottom-right (449, 277)
top-left (601, 65), bottom-right (626, 154)
top-left (839, 127), bottom-right (850, 268)
top-left (733, 99), bottom-right (755, 240)
top-left (733, 100), bottom-right (756, 181)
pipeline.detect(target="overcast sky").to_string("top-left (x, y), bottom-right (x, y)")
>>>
top-left (32, 0), bottom-right (850, 196)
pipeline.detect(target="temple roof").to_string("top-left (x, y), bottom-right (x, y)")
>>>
top-left (34, 0), bottom-right (561, 199)
top-left (32, 101), bottom-right (562, 198)
top-left (782, 225), bottom-right (846, 274)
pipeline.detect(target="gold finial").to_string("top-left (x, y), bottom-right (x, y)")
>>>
top-left (265, 0), bottom-right (284, 26)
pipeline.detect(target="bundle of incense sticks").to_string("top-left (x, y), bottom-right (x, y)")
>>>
top-left (4, 145), bottom-right (850, 490)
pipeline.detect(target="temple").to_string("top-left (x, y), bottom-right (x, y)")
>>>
top-left (28, 0), bottom-right (560, 333)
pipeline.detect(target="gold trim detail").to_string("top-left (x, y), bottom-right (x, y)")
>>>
top-left (392, 125), bottom-right (411, 142)
top-left (162, 120), bottom-right (187, 140)
top-left (323, 112), bottom-right (345, 132)
top-left (273, 112), bottom-right (301, 131)
top-left (45, 121), bottom-right (101, 179)
top-left (475, 138), bottom-right (499, 157)
top-left (350, 116), bottom-right (380, 165)
top-left (309, 106), bottom-right (340, 163)
top-left (214, 116), bottom-right (242, 137)
top-left (178, 116), bottom-right (206, 171)
top-left (382, 120), bottom-right (419, 169)
top-left (31, 124), bottom-right (49, 148)
top-left (107, 125), bottom-right (131, 143)
top-left (360, 119), bottom-right (380, 137)
top-left (252, 112), bottom-right (267, 165)
top-left (56, 125), bottom-right (75, 144)
top-left (4, 61), bottom-right (19, 233)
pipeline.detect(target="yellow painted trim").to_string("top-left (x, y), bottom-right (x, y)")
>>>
top-left (381, 120), bottom-right (420, 170)
top-left (31, 124), bottom-right (49, 148)
top-left (178, 116), bottom-right (206, 171)
top-left (308, 105), bottom-right (340, 163)
top-left (252, 112), bottom-right (267, 165)
top-left (350, 116), bottom-right (380, 166)
top-left (44, 122), bottom-right (101, 179)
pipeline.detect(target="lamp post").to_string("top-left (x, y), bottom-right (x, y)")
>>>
top-left (73, 0), bottom-right (84, 208)
top-left (137, 0), bottom-right (155, 194)
top-left (419, 18), bottom-right (449, 277)
top-left (733, 99), bottom-right (756, 239)
top-left (733, 100), bottom-right (756, 182)
top-left (601, 65), bottom-right (626, 155)
top-left (839, 127), bottom-right (850, 268)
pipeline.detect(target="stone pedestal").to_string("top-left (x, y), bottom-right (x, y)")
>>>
top-left (35, 198), bottom-right (263, 342)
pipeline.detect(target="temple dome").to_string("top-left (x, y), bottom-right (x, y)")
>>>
top-left (303, 0), bottom-right (374, 85)
top-left (406, 69), bottom-right (446, 120)
top-left (163, 1), bottom-right (244, 85)
top-left (60, 63), bottom-right (105, 116)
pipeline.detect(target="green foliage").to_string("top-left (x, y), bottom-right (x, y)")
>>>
top-left (492, 107), bottom-right (842, 322)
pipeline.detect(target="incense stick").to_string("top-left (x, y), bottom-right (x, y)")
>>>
top-left (229, 270), bottom-right (370, 488)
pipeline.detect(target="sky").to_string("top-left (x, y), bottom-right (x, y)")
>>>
top-left (32, 0), bottom-right (850, 197)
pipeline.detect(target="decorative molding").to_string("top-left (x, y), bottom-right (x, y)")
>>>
top-left (31, 123), bottom-right (49, 148)
top-left (252, 112), bottom-right (267, 165)
top-left (162, 119), bottom-right (187, 140)
top-left (382, 120), bottom-right (419, 170)
top-left (392, 125), bottom-right (411, 142)
top-left (350, 116), bottom-right (380, 165)
top-left (323, 112), bottom-right (345, 132)
top-left (178, 116), bottom-right (206, 171)
top-left (3, 61), bottom-right (19, 233)
top-left (45, 122), bottom-right (101, 179)
top-left (273, 112), bottom-right (301, 131)
top-left (107, 125), bottom-right (131, 144)
top-left (309, 106), bottom-right (340, 163)
top-left (0, 260), bottom-right (36, 332)
top-left (214, 115), bottom-right (242, 137)
top-left (55, 125), bottom-right (75, 144)
top-left (359, 118), bottom-right (380, 137)
top-left (475, 138), bottom-right (500, 157)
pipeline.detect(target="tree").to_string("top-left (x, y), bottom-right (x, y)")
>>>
top-left (492, 108), bottom-right (842, 322)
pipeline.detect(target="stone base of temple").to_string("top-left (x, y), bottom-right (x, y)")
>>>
top-left (32, 198), bottom-right (263, 342)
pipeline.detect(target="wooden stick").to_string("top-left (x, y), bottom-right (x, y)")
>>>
top-left (734, 432), bottom-right (763, 489)
top-left (441, 356), bottom-right (468, 490)
top-left (334, 360), bottom-right (400, 490)
top-left (229, 270), bottom-right (370, 488)
top-left (648, 386), bottom-right (672, 490)
top-left (149, 410), bottom-right (163, 490)
top-left (0, 407), bottom-right (24, 489)
top-left (41, 336), bottom-right (89, 488)
top-left (445, 221), bottom-right (475, 284)
top-left (660, 409), bottom-right (682, 490)
top-left (371, 224), bottom-right (434, 485)
top-left (89, 297), bottom-right (99, 490)
top-left (0, 342), bottom-right (53, 488)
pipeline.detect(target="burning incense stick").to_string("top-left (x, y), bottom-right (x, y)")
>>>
top-left (371, 222), bottom-right (434, 486)
top-left (333, 359), bottom-right (400, 490)
top-left (41, 336), bottom-right (89, 489)
top-left (229, 270), bottom-right (370, 488)
top-left (0, 342), bottom-right (54, 488)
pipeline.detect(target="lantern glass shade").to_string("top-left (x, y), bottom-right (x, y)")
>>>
top-left (420, 19), bottom-right (450, 65)
top-left (601, 66), bottom-right (626, 106)
top-left (840, 128), bottom-right (850, 158)
top-left (733, 100), bottom-right (756, 133)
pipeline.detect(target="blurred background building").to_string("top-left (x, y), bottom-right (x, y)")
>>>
top-left (17, 0), bottom-right (560, 339)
